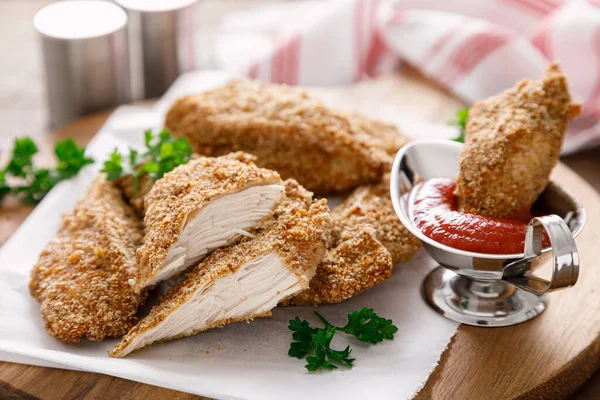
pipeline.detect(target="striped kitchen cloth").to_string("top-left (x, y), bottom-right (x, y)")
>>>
top-left (213, 0), bottom-right (600, 153)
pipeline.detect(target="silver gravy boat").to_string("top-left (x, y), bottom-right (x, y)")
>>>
top-left (390, 139), bottom-right (585, 327)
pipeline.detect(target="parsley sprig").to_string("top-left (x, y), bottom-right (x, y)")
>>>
top-left (101, 129), bottom-right (193, 192)
top-left (288, 307), bottom-right (398, 371)
top-left (0, 137), bottom-right (93, 204)
top-left (450, 107), bottom-right (469, 143)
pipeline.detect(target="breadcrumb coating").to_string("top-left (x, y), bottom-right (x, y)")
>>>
top-left (136, 152), bottom-right (282, 289)
top-left (114, 173), bottom-right (153, 218)
top-left (29, 177), bottom-right (145, 343)
top-left (164, 78), bottom-right (408, 194)
top-left (346, 113), bottom-right (407, 155)
top-left (287, 174), bottom-right (420, 306)
top-left (456, 63), bottom-right (581, 218)
top-left (331, 174), bottom-right (421, 264)
top-left (111, 179), bottom-right (332, 357)
top-left (286, 224), bottom-right (392, 306)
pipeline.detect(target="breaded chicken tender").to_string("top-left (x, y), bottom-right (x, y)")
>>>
top-left (136, 152), bottom-right (284, 289)
top-left (111, 180), bottom-right (331, 357)
top-left (29, 178), bottom-right (145, 343)
top-left (331, 174), bottom-right (421, 264)
top-left (287, 175), bottom-right (421, 306)
top-left (455, 63), bottom-right (581, 218)
top-left (164, 78), bottom-right (408, 194)
top-left (288, 224), bottom-right (392, 306)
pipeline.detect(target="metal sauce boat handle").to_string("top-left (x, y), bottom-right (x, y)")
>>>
top-left (503, 215), bottom-right (580, 296)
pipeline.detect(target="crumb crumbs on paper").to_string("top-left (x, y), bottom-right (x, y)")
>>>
top-left (217, 345), bottom-right (222, 350)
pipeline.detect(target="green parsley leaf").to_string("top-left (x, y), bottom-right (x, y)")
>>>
top-left (55, 138), bottom-right (94, 179)
top-left (139, 161), bottom-right (160, 175)
top-left (159, 128), bottom-right (171, 143)
top-left (160, 142), bottom-right (174, 159)
top-left (101, 150), bottom-right (124, 181)
top-left (288, 317), bottom-right (318, 359)
top-left (6, 137), bottom-right (38, 178)
top-left (174, 137), bottom-right (193, 154)
top-left (0, 171), bottom-right (10, 201)
top-left (288, 308), bottom-right (396, 372)
top-left (100, 129), bottom-right (193, 190)
top-left (340, 307), bottom-right (398, 344)
top-left (1, 137), bottom-right (93, 205)
top-left (306, 325), bottom-right (345, 371)
top-left (305, 355), bottom-right (334, 371)
top-left (144, 129), bottom-right (153, 148)
top-left (450, 107), bottom-right (469, 143)
top-left (324, 344), bottom-right (354, 369)
top-left (310, 326), bottom-right (355, 371)
top-left (128, 148), bottom-right (139, 169)
top-left (12, 168), bottom-right (58, 204)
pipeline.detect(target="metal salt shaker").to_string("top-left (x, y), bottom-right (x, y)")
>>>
top-left (34, 1), bottom-right (131, 127)
top-left (115, 0), bottom-right (198, 99)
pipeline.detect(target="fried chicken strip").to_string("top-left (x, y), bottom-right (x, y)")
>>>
top-left (288, 224), bottom-right (392, 306)
top-left (136, 152), bottom-right (285, 289)
top-left (29, 177), bottom-right (145, 343)
top-left (165, 78), bottom-right (408, 194)
top-left (288, 175), bottom-right (421, 306)
top-left (456, 63), bottom-right (581, 218)
top-left (330, 174), bottom-right (421, 265)
top-left (111, 180), bottom-right (331, 357)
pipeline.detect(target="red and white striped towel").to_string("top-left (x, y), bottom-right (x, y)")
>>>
top-left (215, 0), bottom-right (600, 153)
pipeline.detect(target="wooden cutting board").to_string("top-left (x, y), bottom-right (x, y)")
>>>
top-left (1, 66), bottom-right (599, 400)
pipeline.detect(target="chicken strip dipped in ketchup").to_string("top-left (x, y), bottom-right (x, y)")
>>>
top-left (455, 63), bottom-right (581, 219)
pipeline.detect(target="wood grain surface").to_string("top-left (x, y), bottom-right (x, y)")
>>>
top-left (2, 1), bottom-right (600, 399)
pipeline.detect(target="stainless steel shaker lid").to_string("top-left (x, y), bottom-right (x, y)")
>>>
top-left (115, 0), bottom-right (198, 99)
top-left (34, 0), bottom-right (131, 127)
top-left (34, 1), bottom-right (127, 40)
top-left (115, 0), bottom-right (197, 12)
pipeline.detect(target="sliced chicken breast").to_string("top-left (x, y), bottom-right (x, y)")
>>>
top-left (111, 180), bottom-right (332, 357)
top-left (136, 152), bottom-right (285, 289)
top-left (29, 177), bottom-right (145, 343)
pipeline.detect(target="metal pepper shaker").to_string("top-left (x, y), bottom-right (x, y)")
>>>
top-left (34, 1), bottom-right (131, 127)
top-left (115, 0), bottom-right (198, 99)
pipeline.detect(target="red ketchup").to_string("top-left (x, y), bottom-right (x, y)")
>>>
top-left (411, 177), bottom-right (546, 255)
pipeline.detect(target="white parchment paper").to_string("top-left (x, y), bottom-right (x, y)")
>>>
top-left (0, 73), bottom-right (459, 400)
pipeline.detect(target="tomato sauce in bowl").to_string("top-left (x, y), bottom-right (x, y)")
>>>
top-left (411, 177), bottom-right (549, 255)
